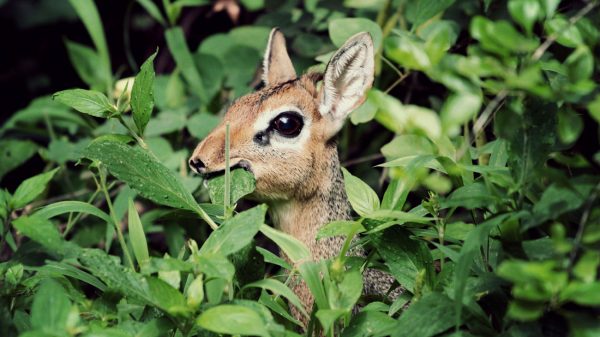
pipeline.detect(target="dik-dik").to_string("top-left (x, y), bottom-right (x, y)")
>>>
top-left (189, 28), bottom-right (396, 326)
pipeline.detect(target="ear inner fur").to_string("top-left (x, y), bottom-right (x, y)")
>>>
top-left (262, 28), bottom-right (297, 86)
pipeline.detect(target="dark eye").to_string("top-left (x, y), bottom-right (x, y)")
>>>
top-left (271, 112), bottom-right (304, 138)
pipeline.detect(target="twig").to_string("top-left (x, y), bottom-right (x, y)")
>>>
top-left (342, 154), bottom-right (384, 167)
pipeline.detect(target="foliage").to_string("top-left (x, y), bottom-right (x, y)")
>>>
top-left (1, 0), bottom-right (600, 336)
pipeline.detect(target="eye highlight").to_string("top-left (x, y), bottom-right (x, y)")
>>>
top-left (270, 112), bottom-right (304, 138)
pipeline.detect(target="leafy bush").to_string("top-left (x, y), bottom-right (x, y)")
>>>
top-left (1, 0), bottom-right (599, 336)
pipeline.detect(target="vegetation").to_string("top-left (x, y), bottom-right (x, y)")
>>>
top-left (1, 0), bottom-right (599, 336)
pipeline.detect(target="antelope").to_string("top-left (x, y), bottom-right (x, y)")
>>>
top-left (189, 28), bottom-right (397, 327)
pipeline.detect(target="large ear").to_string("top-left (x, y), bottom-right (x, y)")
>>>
top-left (319, 32), bottom-right (374, 137)
top-left (262, 28), bottom-right (297, 86)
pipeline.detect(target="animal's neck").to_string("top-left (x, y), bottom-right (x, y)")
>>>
top-left (268, 149), bottom-right (351, 260)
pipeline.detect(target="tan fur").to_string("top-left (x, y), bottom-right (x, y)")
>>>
top-left (189, 29), bottom-right (397, 330)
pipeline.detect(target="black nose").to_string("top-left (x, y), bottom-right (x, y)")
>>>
top-left (189, 157), bottom-right (206, 174)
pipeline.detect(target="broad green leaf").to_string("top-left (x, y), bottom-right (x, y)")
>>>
top-left (441, 182), bottom-right (496, 210)
top-left (11, 168), bottom-right (59, 209)
top-left (12, 215), bottom-right (66, 254)
top-left (196, 305), bottom-right (269, 336)
top-left (557, 107), bottom-right (583, 144)
top-left (186, 274), bottom-right (204, 307)
top-left (441, 92), bottom-right (482, 135)
top-left (341, 167), bottom-right (380, 217)
top-left (0, 140), bottom-right (37, 182)
top-left (82, 140), bottom-right (213, 224)
top-left (588, 93), bottom-right (600, 123)
top-left (316, 220), bottom-right (365, 240)
top-left (343, 311), bottom-right (398, 337)
top-left (371, 227), bottom-right (434, 292)
top-left (545, 16), bottom-right (583, 47)
top-left (68, 0), bottom-right (111, 89)
top-left (165, 27), bottom-right (207, 102)
top-left (405, 0), bottom-right (455, 28)
top-left (470, 17), bottom-right (538, 56)
top-left (53, 89), bottom-right (116, 117)
top-left (41, 261), bottom-right (107, 291)
top-left (131, 51), bottom-right (157, 134)
top-left (128, 198), bottom-right (149, 268)
top-left (560, 282), bottom-right (600, 306)
top-left (329, 18), bottom-right (383, 50)
top-left (529, 178), bottom-right (593, 228)
top-left (244, 278), bottom-right (308, 318)
top-left (392, 293), bottom-right (458, 337)
top-left (385, 33), bottom-right (431, 71)
top-left (329, 268), bottom-right (363, 310)
top-left (31, 279), bottom-right (72, 331)
top-left (206, 168), bottom-right (256, 206)
top-left (573, 251), bottom-right (599, 283)
top-left (260, 224), bottom-right (311, 264)
top-left (298, 261), bottom-right (328, 309)
top-left (187, 112), bottom-right (221, 139)
top-left (316, 309), bottom-right (346, 333)
top-left (565, 46), bottom-right (594, 83)
top-left (508, 0), bottom-right (541, 35)
top-left (200, 205), bottom-right (266, 256)
top-left (256, 247), bottom-right (292, 270)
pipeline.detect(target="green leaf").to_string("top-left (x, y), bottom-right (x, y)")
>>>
top-left (508, 0), bottom-right (541, 35)
top-left (392, 293), bottom-right (458, 337)
top-left (187, 112), bottom-right (221, 139)
top-left (35, 200), bottom-right (112, 225)
top-left (186, 274), bottom-right (204, 307)
top-left (256, 247), bottom-right (292, 270)
top-left (341, 167), bottom-right (380, 217)
top-left (65, 39), bottom-right (107, 90)
top-left (31, 279), bottom-right (72, 331)
top-left (131, 51), bottom-right (157, 134)
top-left (316, 220), bottom-right (365, 240)
top-left (12, 215), bottom-right (66, 254)
top-left (196, 305), bottom-right (269, 336)
top-left (529, 178), bottom-right (593, 228)
top-left (206, 168), bottom-right (256, 206)
top-left (441, 182), bottom-right (496, 210)
top-left (68, 0), bottom-right (111, 89)
top-left (244, 278), bottom-right (308, 318)
top-left (371, 227), bottom-right (434, 292)
top-left (565, 45), bottom-right (594, 83)
top-left (441, 92), bottom-right (482, 135)
top-left (545, 16), bottom-right (583, 47)
top-left (588, 93), bottom-right (600, 123)
top-left (573, 251), bottom-right (599, 283)
top-left (136, 0), bottom-right (166, 25)
top-left (0, 140), bottom-right (37, 182)
top-left (82, 140), bottom-right (210, 218)
top-left (165, 27), bottom-right (207, 102)
top-left (316, 309), bottom-right (346, 333)
top-left (260, 224), bottom-right (311, 264)
top-left (11, 168), bottom-right (59, 209)
top-left (41, 261), bottom-right (107, 291)
top-left (128, 198), bottom-right (149, 268)
top-left (53, 89), bottom-right (116, 117)
top-left (560, 282), bottom-right (600, 306)
top-left (343, 311), bottom-right (398, 337)
top-left (200, 205), bottom-right (266, 256)
top-left (329, 18), bottom-right (383, 50)
top-left (405, 0), bottom-right (455, 29)
top-left (385, 33), bottom-right (431, 71)
top-left (470, 16), bottom-right (538, 56)
top-left (557, 107), bottom-right (583, 144)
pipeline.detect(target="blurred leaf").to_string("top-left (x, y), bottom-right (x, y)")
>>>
top-left (206, 168), bottom-right (256, 206)
top-left (385, 33), bottom-right (431, 70)
top-left (200, 205), bottom-right (266, 256)
top-left (0, 140), bottom-right (37, 182)
top-left (470, 16), bottom-right (538, 56)
top-left (342, 167), bottom-right (380, 217)
top-left (560, 282), bottom-right (600, 306)
top-left (31, 279), bottom-right (72, 331)
top-left (68, 0), bottom-right (111, 89)
top-left (145, 110), bottom-right (187, 137)
top-left (65, 39), bottom-right (107, 90)
top-left (11, 168), bottom-right (59, 209)
top-left (53, 89), bottom-right (116, 118)
top-left (136, 0), bottom-right (166, 25)
top-left (196, 305), bottom-right (269, 336)
top-left (441, 182), bottom-right (495, 210)
top-left (131, 51), bottom-right (157, 135)
top-left (588, 93), bottom-right (600, 123)
top-left (529, 178), bottom-right (593, 228)
top-left (565, 46), bottom-right (594, 83)
top-left (508, 0), bottom-right (541, 35)
top-left (406, 0), bottom-right (456, 28)
top-left (573, 251), bottom-right (599, 283)
top-left (329, 18), bottom-right (383, 50)
top-left (165, 27), bottom-right (207, 102)
top-left (187, 112), bottom-right (221, 139)
top-left (545, 16), bottom-right (583, 47)
top-left (557, 107), bottom-right (583, 144)
top-left (128, 198), bottom-right (149, 268)
top-left (441, 92), bottom-right (482, 135)
top-left (421, 20), bottom-right (459, 65)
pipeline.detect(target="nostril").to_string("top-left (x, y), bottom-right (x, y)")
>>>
top-left (189, 158), bottom-right (206, 173)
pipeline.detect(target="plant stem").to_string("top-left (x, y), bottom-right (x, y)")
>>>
top-left (97, 170), bottom-right (135, 270)
top-left (224, 123), bottom-right (231, 219)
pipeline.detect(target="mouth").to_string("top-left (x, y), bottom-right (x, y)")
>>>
top-left (201, 159), bottom-right (254, 179)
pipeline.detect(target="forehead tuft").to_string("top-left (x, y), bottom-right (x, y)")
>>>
top-left (225, 74), bottom-right (322, 121)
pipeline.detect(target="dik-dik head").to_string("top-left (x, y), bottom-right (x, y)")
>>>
top-left (189, 28), bottom-right (374, 201)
